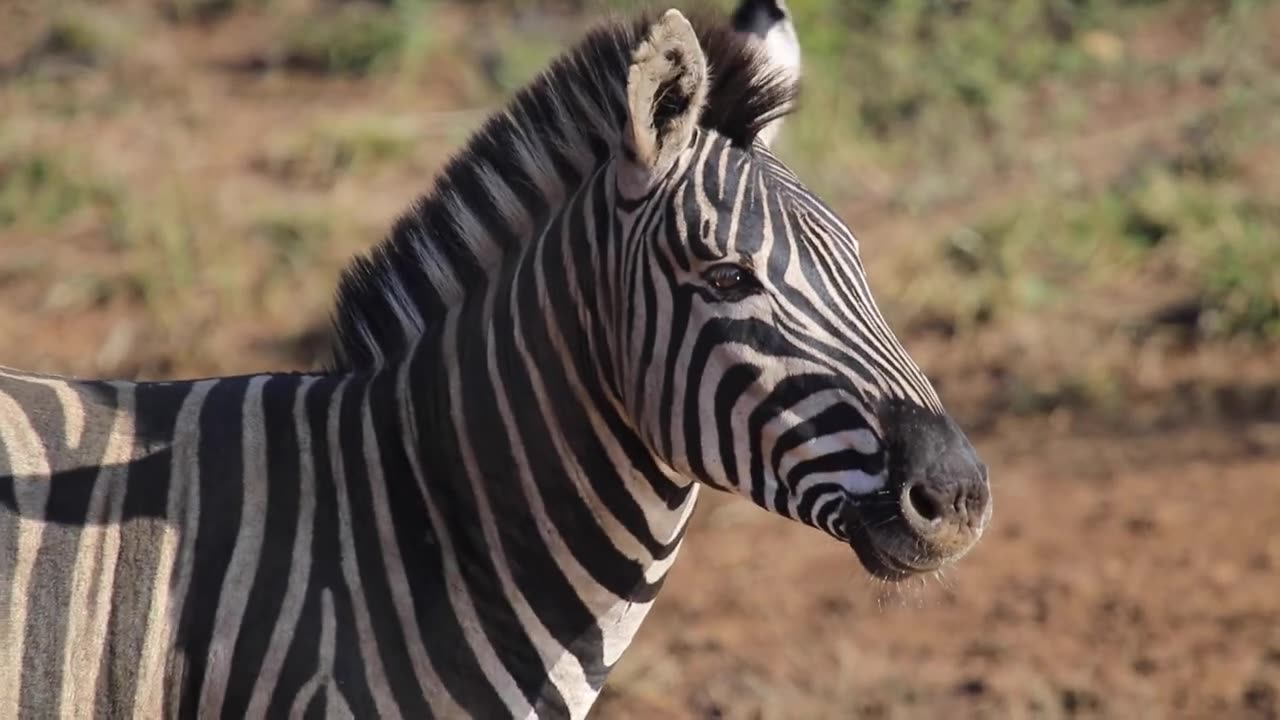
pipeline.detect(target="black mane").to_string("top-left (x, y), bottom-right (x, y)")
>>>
top-left (328, 9), bottom-right (797, 370)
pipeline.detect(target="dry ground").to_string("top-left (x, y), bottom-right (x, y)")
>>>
top-left (2, 1), bottom-right (1278, 718)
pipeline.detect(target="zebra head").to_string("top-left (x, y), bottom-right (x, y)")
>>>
top-left (611, 8), bottom-right (991, 579)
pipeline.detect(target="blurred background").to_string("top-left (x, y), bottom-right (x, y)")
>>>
top-left (1, 0), bottom-right (1278, 716)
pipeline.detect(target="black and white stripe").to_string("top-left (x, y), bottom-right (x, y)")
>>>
top-left (1, 3), bottom-right (990, 718)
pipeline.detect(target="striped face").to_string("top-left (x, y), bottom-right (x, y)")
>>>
top-left (614, 131), bottom-right (991, 579)
top-left (601, 8), bottom-right (989, 579)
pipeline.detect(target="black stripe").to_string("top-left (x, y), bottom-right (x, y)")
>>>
top-left (630, 228), bottom-right (662, 421)
top-left (713, 364), bottom-right (760, 492)
top-left (448, 308), bottom-right (566, 713)
top-left (497, 257), bottom-right (612, 682)
top-left (95, 380), bottom-right (187, 716)
top-left (0, 395), bottom-right (13, 646)
top-left (528, 218), bottom-right (671, 562)
top-left (318, 378), bottom-right (380, 718)
top-left (362, 366), bottom-right (438, 718)
top-left (266, 376), bottom-right (339, 718)
top-left (402, 345), bottom-right (510, 717)
top-left (657, 260), bottom-right (693, 464)
top-left (178, 377), bottom-right (249, 715)
top-left (272, 578), bottom-right (322, 718)
top-left (19, 381), bottom-right (119, 716)
top-left (340, 371), bottom-right (433, 718)
top-left (303, 690), bottom-right (327, 720)
top-left (221, 375), bottom-right (303, 718)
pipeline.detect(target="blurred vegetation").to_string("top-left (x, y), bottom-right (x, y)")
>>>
top-left (907, 128), bottom-right (1280, 342)
top-left (10, 4), bottom-right (138, 72)
top-left (162, 0), bottom-right (264, 23)
top-left (256, 115), bottom-right (423, 185)
top-left (279, 2), bottom-right (418, 74)
top-left (0, 0), bottom-right (1275, 423)
top-left (0, 150), bottom-right (120, 230)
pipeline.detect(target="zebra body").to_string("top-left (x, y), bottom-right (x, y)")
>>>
top-left (1, 2), bottom-right (991, 718)
top-left (1, 361), bottom-right (675, 718)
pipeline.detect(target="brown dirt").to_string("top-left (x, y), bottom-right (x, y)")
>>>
top-left (2, 3), bottom-right (1279, 719)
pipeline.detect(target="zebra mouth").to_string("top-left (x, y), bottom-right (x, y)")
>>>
top-left (841, 502), bottom-right (944, 582)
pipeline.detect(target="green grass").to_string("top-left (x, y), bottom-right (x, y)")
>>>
top-left (0, 150), bottom-right (120, 230)
top-left (278, 0), bottom-right (437, 75)
top-left (921, 0), bottom-right (1277, 343)
top-left (774, 0), bottom-right (1126, 202)
top-left (898, 151), bottom-right (1280, 342)
top-left (34, 5), bottom-right (137, 67)
top-left (107, 185), bottom-right (204, 319)
top-left (281, 3), bottom-right (404, 74)
top-left (257, 115), bottom-right (423, 185)
top-left (250, 209), bottom-right (331, 276)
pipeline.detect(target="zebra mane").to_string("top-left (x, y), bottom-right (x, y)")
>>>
top-left (328, 8), bottom-right (797, 370)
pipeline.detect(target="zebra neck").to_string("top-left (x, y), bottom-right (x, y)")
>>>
top-left (384, 289), bottom-right (698, 711)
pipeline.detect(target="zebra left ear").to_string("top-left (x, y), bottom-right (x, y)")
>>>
top-left (619, 9), bottom-right (709, 199)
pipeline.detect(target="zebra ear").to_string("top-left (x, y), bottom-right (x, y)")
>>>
top-left (732, 0), bottom-right (802, 147)
top-left (619, 9), bottom-right (709, 199)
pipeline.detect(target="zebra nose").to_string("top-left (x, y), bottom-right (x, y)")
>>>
top-left (902, 462), bottom-right (989, 535)
top-left (887, 404), bottom-right (991, 553)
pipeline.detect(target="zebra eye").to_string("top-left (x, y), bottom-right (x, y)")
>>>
top-left (703, 263), bottom-right (755, 293)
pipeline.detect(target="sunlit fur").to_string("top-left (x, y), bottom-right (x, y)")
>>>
top-left (0, 7), bottom-right (955, 720)
top-left (615, 132), bottom-right (944, 542)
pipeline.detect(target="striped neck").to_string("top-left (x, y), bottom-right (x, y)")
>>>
top-left (380, 179), bottom-right (699, 713)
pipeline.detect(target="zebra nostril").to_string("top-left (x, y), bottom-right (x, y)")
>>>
top-left (905, 482), bottom-right (945, 524)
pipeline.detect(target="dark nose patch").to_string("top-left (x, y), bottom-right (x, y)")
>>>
top-left (905, 444), bottom-right (990, 531)
top-left (883, 400), bottom-right (991, 536)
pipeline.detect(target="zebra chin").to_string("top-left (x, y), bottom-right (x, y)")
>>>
top-left (836, 480), bottom-right (991, 580)
top-left (843, 510), bottom-right (952, 581)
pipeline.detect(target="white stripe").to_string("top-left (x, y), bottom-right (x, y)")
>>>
top-left (198, 375), bottom-right (271, 714)
top-left (534, 193), bottom-right (688, 569)
top-left (245, 376), bottom-right (318, 716)
top-left (406, 313), bottom-right (534, 719)
top-left (0, 372), bottom-right (87, 450)
top-left (59, 382), bottom-right (135, 720)
top-left (133, 380), bottom-right (216, 718)
top-left (479, 283), bottom-right (591, 716)
top-left (287, 589), bottom-right (338, 720)
top-left (0, 388), bottom-right (54, 719)
top-left (363, 365), bottom-right (466, 717)
top-left (328, 379), bottom-right (404, 720)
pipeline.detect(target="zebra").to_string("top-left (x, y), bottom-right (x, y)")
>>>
top-left (0, 1), bottom-right (991, 718)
